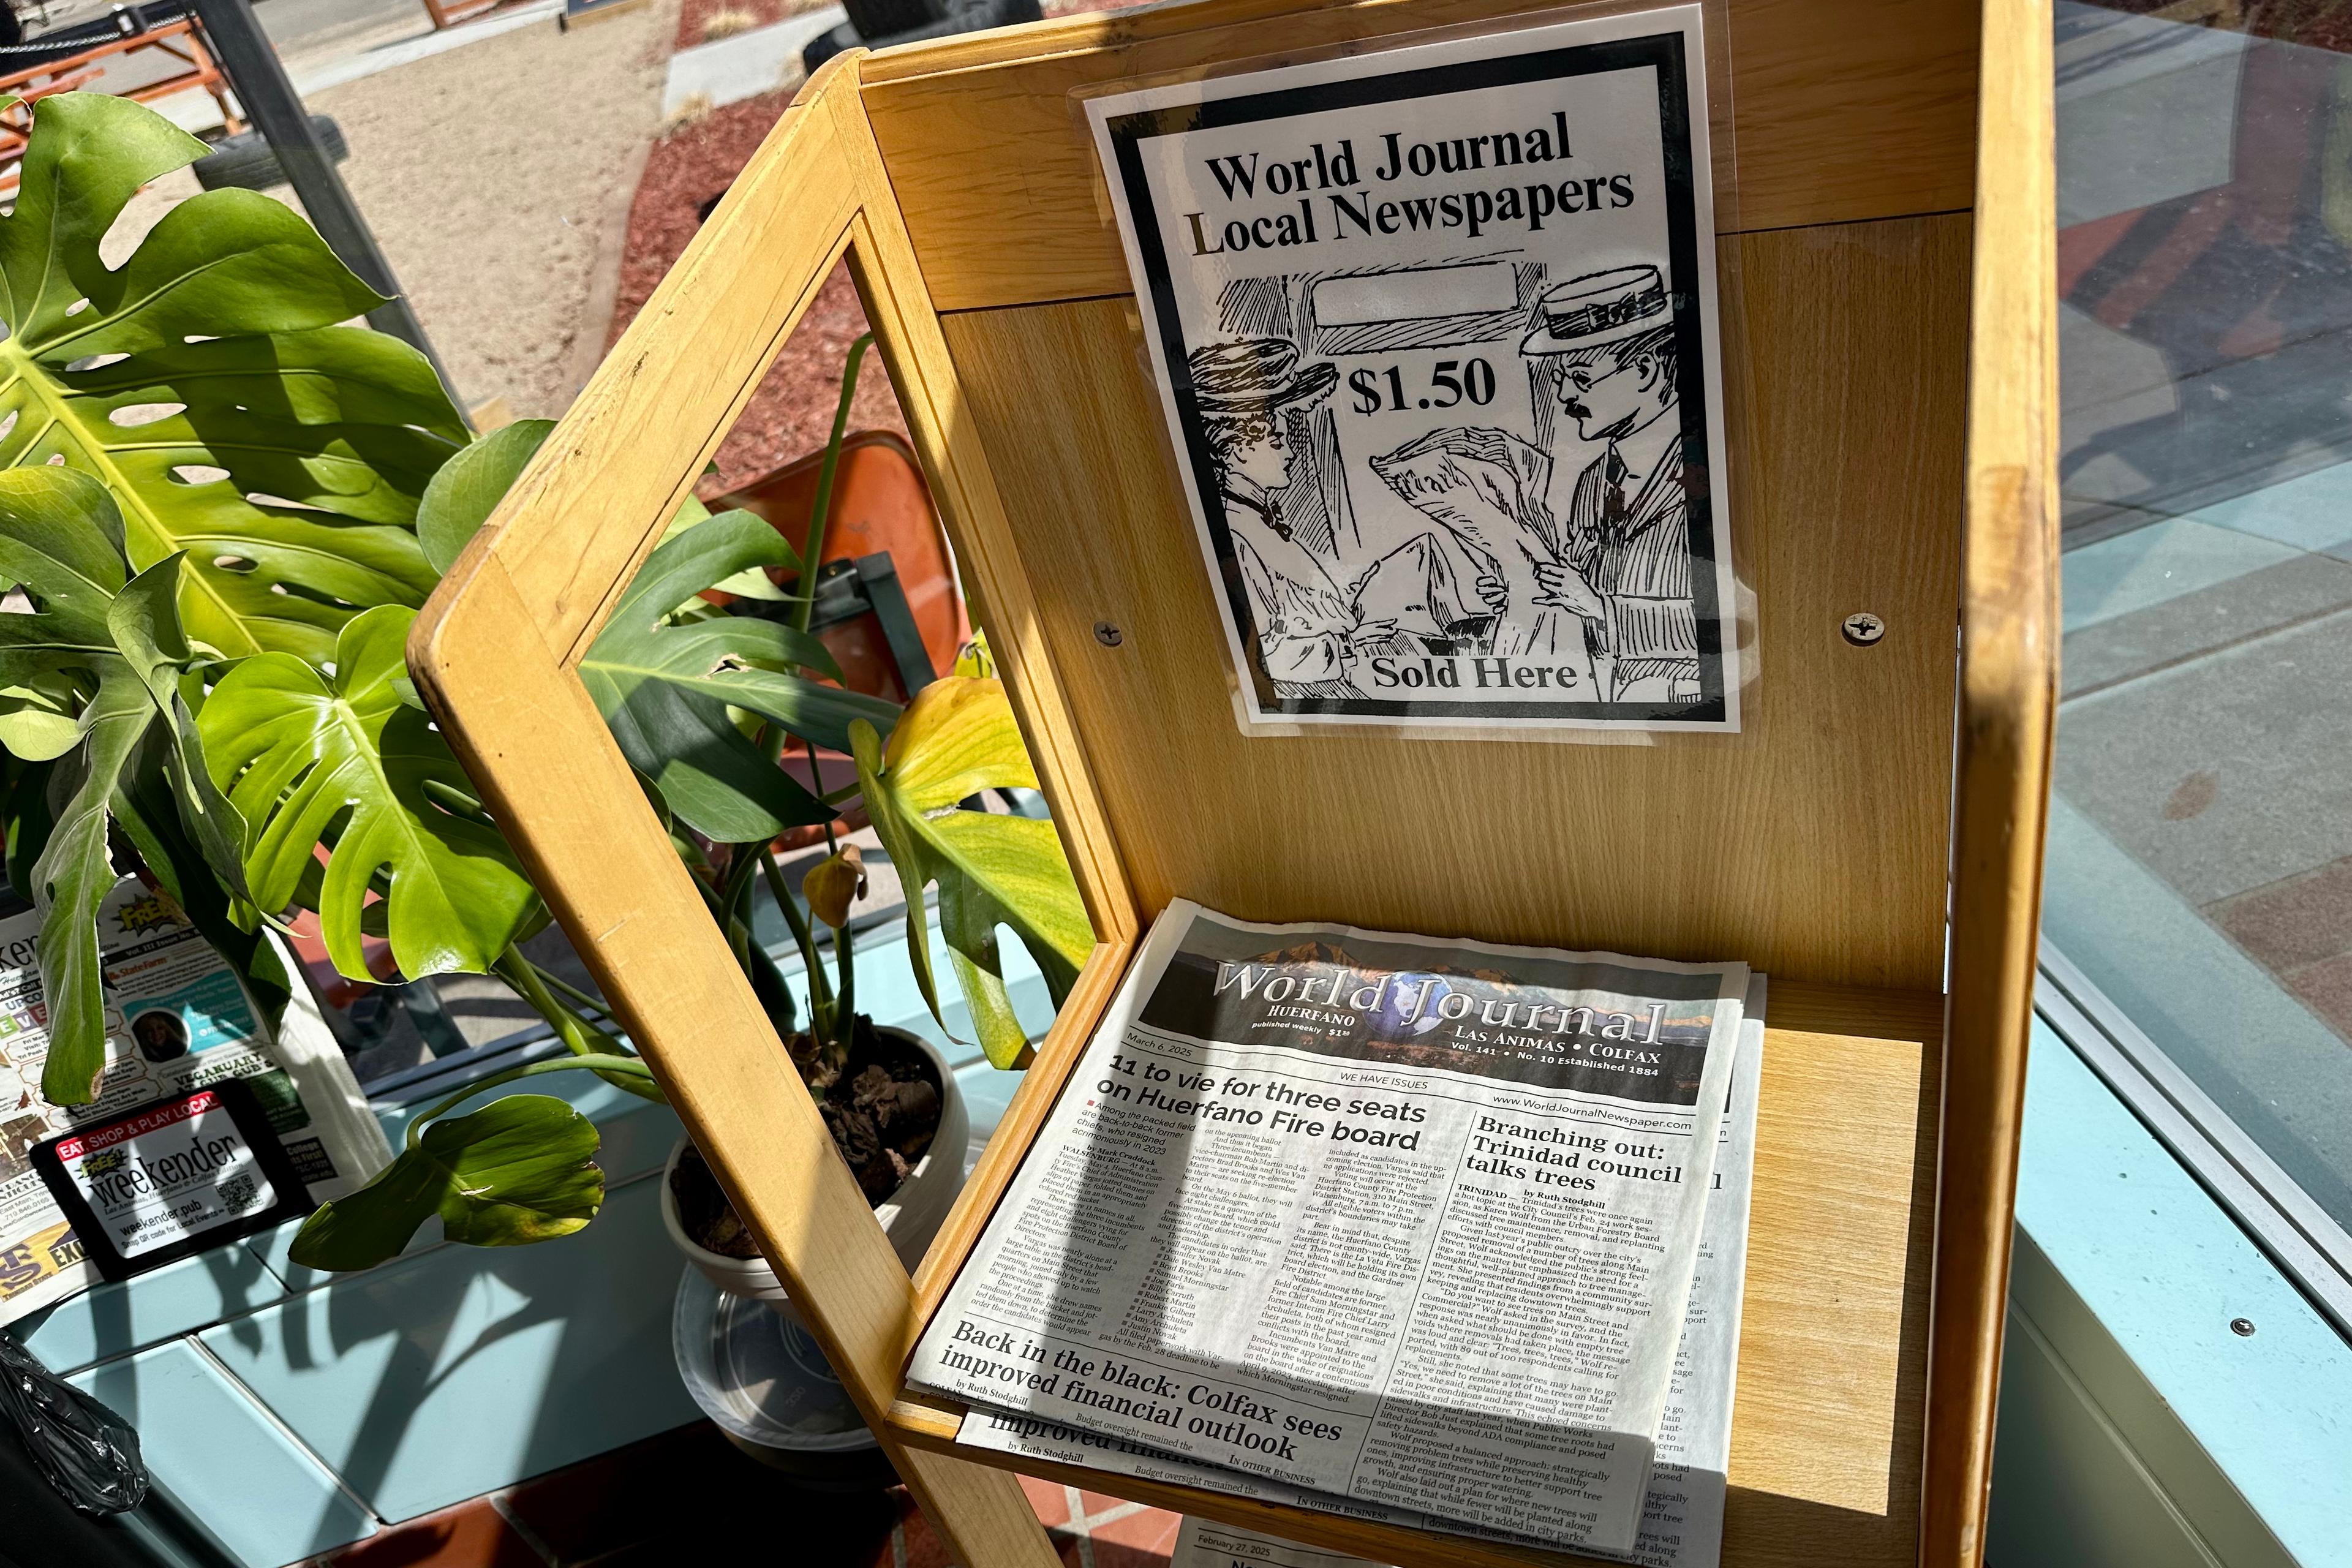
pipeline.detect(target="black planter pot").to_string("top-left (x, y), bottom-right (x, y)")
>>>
top-left (841, 0), bottom-right (934, 36)
top-left (804, 0), bottom-right (1043, 74)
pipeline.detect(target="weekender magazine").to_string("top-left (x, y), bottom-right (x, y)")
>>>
top-left (908, 900), bottom-right (1751, 1555)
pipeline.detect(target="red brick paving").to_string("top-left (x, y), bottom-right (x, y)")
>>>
top-left (2209, 853), bottom-right (2352, 973)
top-left (2206, 852), bottom-right (2352, 1039)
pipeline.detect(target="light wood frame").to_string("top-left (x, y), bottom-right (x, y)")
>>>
top-left (410, 2), bottom-right (2054, 1566)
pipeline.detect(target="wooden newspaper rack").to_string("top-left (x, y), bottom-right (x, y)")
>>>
top-left (410, 0), bottom-right (2055, 1564)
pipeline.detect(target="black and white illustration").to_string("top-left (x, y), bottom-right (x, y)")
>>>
top-left (1088, 5), bottom-right (1738, 733)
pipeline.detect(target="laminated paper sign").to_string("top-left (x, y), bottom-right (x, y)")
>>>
top-left (31, 1080), bottom-right (310, 1281)
top-left (1086, 4), bottom-right (1738, 733)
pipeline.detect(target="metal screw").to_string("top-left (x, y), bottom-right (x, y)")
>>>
top-left (1094, 621), bottom-right (1124, 648)
top-left (2231, 1317), bottom-right (2256, 1337)
top-left (1842, 612), bottom-right (1886, 646)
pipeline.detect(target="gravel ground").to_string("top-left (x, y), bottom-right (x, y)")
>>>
top-left (311, 0), bottom-right (679, 415)
top-left (106, 0), bottom-right (677, 421)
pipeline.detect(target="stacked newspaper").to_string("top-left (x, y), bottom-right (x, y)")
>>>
top-left (909, 900), bottom-right (1766, 1564)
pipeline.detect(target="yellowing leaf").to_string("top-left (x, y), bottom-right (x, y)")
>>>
top-left (853, 677), bottom-right (1090, 1069)
top-left (802, 843), bottom-right (866, 929)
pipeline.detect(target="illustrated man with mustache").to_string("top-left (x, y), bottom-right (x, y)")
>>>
top-left (1521, 265), bottom-right (1702, 705)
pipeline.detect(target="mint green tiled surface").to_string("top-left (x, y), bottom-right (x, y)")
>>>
top-left (68, 1339), bottom-right (375, 1567)
top-left (15, 1232), bottom-right (288, 1376)
top-left (198, 1170), bottom-right (704, 1525)
top-left (15, 919), bottom-right (1044, 1547)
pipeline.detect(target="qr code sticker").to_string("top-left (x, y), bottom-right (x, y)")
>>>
top-left (218, 1172), bottom-right (259, 1212)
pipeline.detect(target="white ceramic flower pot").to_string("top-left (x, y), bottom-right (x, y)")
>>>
top-left (658, 1024), bottom-right (970, 1313)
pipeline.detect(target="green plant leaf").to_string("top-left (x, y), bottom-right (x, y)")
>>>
top-left (0, 470), bottom-right (280, 1100)
top-left (0, 673), bottom-right (83, 761)
top-left (0, 94), bottom-right (463, 664)
top-left (415, 417), bottom-right (556, 574)
top-left (198, 603), bottom-right (536, 981)
top-left (0, 465), bottom-right (127, 687)
top-left (579, 511), bottom-right (894, 843)
top-left (0, 753), bottom-right (56, 891)
top-left (288, 1094), bottom-right (604, 1270)
top-left (662, 494), bottom-right (788, 601)
top-left (29, 663), bottom-right (151, 1102)
top-left (110, 731), bottom-right (288, 1038)
top-left (0, 468), bottom-right (175, 1102)
top-left (414, 418), bottom-right (785, 605)
top-left (107, 571), bottom-right (252, 908)
top-left (851, 677), bottom-right (1093, 1069)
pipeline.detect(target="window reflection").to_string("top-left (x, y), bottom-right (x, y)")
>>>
top-left (2048, 0), bottom-right (2352, 1232)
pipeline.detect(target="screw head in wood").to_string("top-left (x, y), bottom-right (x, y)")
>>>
top-left (1842, 612), bottom-right (1886, 646)
top-left (2231, 1317), bottom-right (2256, 1336)
top-left (1094, 620), bottom-right (1124, 648)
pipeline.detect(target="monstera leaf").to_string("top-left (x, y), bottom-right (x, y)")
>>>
top-left (414, 418), bottom-right (552, 575)
top-left (28, 660), bottom-right (150, 1101)
top-left (197, 604), bottom-right (537, 982)
top-left (0, 94), bottom-right (462, 665)
top-left (851, 678), bottom-right (1093, 1068)
top-left (0, 467), bottom-right (281, 1100)
top-left (0, 673), bottom-right (81, 760)
top-left (0, 466), bottom-right (148, 1100)
top-left (288, 1094), bottom-right (605, 1271)
top-left (578, 512), bottom-right (899, 843)
top-left (414, 420), bottom-right (881, 840)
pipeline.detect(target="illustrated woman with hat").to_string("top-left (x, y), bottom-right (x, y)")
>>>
top-left (1189, 338), bottom-right (1374, 699)
top-left (1521, 263), bottom-right (1703, 706)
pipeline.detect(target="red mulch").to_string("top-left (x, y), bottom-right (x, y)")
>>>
top-left (610, 1), bottom-right (1163, 495)
top-left (607, 90), bottom-right (907, 497)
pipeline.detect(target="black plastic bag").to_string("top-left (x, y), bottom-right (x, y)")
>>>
top-left (0, 1331), bottom-right (148, 1514)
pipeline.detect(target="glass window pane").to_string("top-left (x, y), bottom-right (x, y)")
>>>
top-left (2046, 0), bottom-right (2352, 1232)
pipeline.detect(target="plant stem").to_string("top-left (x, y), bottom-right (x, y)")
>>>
top-left (404, 1054), bottom-right (654, 1150)
top-left (805, 745), bottom-right (841, 859)
top-left (760, 846), bottom-right (832, 1038)
top-left (791, 333), bottom-right (873, 636)
top-left (832, 913), bottom-right (856, 1060)
top-left (493, 948), bottom-right (665, 1102)
top-left (718, 846), bottom-right (766, 969)
top-left (537, 968), bottom-right (614, 1023)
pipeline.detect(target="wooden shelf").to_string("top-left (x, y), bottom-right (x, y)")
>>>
top-left (408, 0), bottom-right (2055, 1562)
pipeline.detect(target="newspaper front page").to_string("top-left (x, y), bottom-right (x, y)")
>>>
top-left (0, 877), bottom-right (390, 1325)
top-left (910, 900), bottom-right (1750, 1553)
top-left (959, 984), bottom-right (1763, 1568)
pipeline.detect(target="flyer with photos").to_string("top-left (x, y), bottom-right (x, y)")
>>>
top-left (1087, 4), bottom-right (1738, 733)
